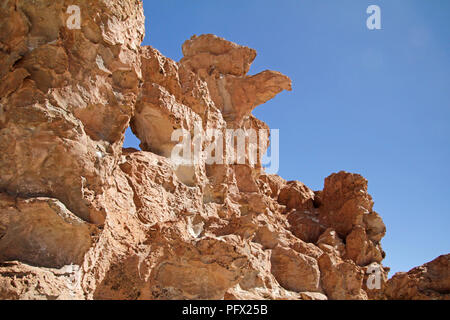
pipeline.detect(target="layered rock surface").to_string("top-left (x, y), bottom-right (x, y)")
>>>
top-left (0, 0), bottom-right (448, 300)
top-left (383, 255), bottom-right (450, 300)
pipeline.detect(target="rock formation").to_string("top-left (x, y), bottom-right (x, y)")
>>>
top-left (383, 255), bottom-right (450, 300)
top-left (0, 0), bottom-right (448, 300)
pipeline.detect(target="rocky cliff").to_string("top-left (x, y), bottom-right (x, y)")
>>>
top-left (0, 0), bottom-right (448, 300)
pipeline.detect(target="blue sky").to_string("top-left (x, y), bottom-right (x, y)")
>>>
top-left (125, 0), bottom-right (450, 275)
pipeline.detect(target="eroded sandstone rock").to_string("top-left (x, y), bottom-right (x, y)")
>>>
top-left (318, 253), bottom-right (368, 300)
top-left (0, 0), bottom-right (145, 225)
top-left (0, 195), bottom-right (94, 268)
top-left (180, 34), bottom-right (292, 124)
top-left (383, 255), bottom-right (450, 300)
top-left (0, 0), bottom-right (446, 301)
top-left (0, 262), bottom-right (84, 300)
top-left (271, 246), bottom-right (321, 293)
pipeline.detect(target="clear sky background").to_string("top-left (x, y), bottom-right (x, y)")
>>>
top-left (124, 0), bottom-right (450, 276)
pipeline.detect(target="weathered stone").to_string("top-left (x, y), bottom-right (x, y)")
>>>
top-left (0, 196), bottom-right (94, 268)
top-left (278, 181), bottom-right (315, 212)
top-left (318, 253), bottom-right (368, 300)
top-left (345, 225), bottom-right (384, 266)
top-left (271, 246), bottom-right (321, 293)
top-left (287, 210), bottom-right (323, 243)
top-left (0, 0), bottom-right (445, 301)
top-left (383, 255), bottom-right (450, 300)
top-left (180, 34), bottom-right (291, 124)
top-left (318, 171), bottom-right (373, 237)
top-left (317, 228), bottom-right (346, 257)
top-left (0, 262), bottom-right (84, 300)
top-left (181, 34), bottom-right (257, 77)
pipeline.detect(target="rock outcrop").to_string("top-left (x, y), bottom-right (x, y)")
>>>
top-left (0, 0), bottom-right (448, 300)
top-left (383, 255), bottom-right (450, 300)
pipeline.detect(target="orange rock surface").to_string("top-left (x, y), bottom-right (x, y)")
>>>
top-left (0, 0), bottom-right (447, 300)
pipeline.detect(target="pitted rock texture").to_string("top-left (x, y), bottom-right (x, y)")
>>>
top-left (383, 255), bottom-right (450, 300)
top-left (0, 0), bottom-right (448, 300)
